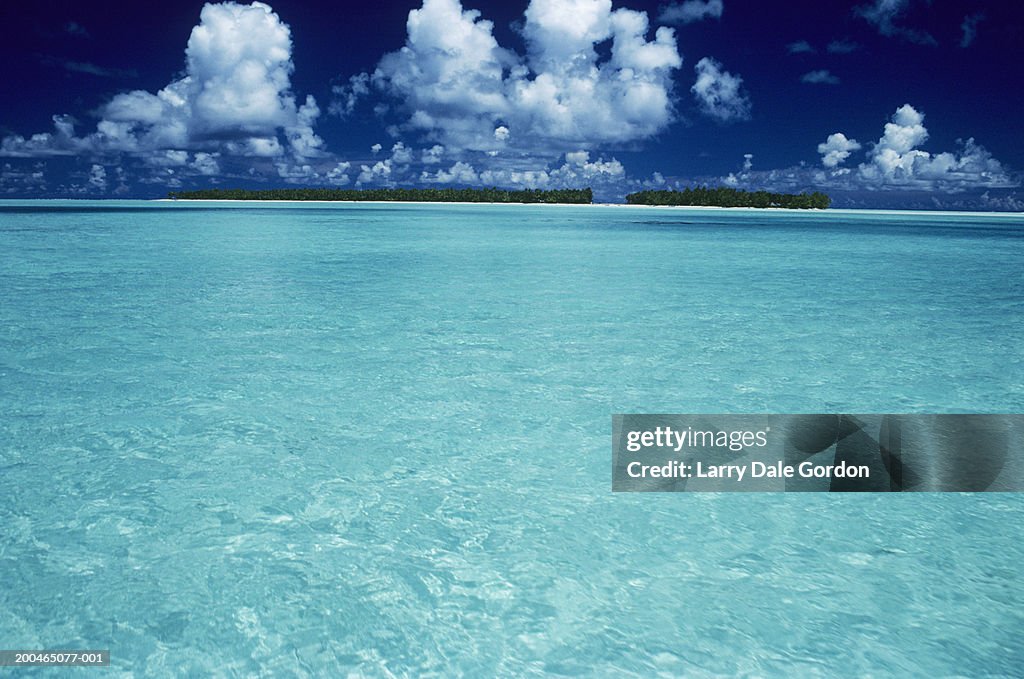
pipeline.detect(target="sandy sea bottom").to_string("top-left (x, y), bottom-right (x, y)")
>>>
top-left (1, 202), bottom-right (1022, 676)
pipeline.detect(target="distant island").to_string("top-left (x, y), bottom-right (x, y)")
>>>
top-left (166, 185), bottom-right (831, 208)
top-left (626, 187), bottom-right (831, 209)
top-left (166, 187), bottom-right (593, 204)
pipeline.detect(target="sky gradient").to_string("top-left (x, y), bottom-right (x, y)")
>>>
top-left (1, 0), bottom-right (1022, 208)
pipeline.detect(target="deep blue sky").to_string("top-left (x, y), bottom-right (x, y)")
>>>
top-left (1, 0), bottom-right (1022, 208)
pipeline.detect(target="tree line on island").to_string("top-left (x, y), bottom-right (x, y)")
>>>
top-left (166, 185), bottom-right (831, 208)
top-left (625, 187), bottom-right (831, 209)
top-left (166, 187), bottom-right (593, 204)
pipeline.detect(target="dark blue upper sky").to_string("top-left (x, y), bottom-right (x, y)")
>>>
top-left (1, 0), bottom-right (1022, 208)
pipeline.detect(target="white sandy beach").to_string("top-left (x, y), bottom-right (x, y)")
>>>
top-left (148, 198), bottom-right (1023, 216)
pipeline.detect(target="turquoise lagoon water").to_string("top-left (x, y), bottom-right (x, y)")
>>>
top-left (1, 201), bottom-right (1022, 676)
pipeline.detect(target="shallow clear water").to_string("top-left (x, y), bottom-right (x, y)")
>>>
top-left (1, 201), bottom-right (1022, 676)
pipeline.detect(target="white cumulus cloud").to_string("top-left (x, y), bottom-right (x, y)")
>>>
top-left (190, 152), bottom-right (221, 175)
top-left (817, 133), bottom-right (861, 168)
top-left (691, 57), bottom-right (751, 122)
top-left (390, 142), bottom-right (413, 164)
top-left (369, 0), bottom-right (683, 154)
top-left (562, 149), bottom-right (626, 177)
top-left (834, 104), bottom-right (1011, 190)
top-left (421, 144), bottom-right (445, 164)
top-left (707, 104), bottom-right (1016, 204)
top-left (1, 2), bottom-right (322, 164)
top-left (326, 161), bottom-right (351, 186)
top-left (416, 149), bottom-right (628, 197)
top-left (422, 161), bottom-right (480, 184)
top-left (357, 160), bottom-right (393, 185)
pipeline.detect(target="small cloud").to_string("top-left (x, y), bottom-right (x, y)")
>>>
top-left (801, 69), bottom-right (840, 85)
top-left (422, 161), bottom-right (479, 185)
top-left (855, 0), bottom-right (936, 45)
top-left (88, 164), bottom-right (107, 191)
top-left (742, 153), bottom-right (753, 171)
top-left (960, 13), bottom-right (984, 48)
top-left (326, 162), bottom-right (351, 186)
top-left (817, 132), bottom-right (861, 167)
top-left (691, 56), bottom-right (751, 122)
top-left (370, 143), bottom-right (382, 154)
top-left (421, 144), bottom-right (445, 164)
top-left (190, 152), bottom-right (220, 176)
top-left (356, 159), bottom-right (392, 186)
top-left (390, 141), bottom-right (412, 164)
top-left (659, 0), bottom-right (723, 25)
top-left (826, 39), bottom-right (859, 54)
top-left (494, 126), bottom-right (510, 143)
top-left (147, 150), bottom-right (189, 167)
top-left (37, 54), bottom-right (137, 79)
top-left (275, 162), bottom-right (320, 184)
top-left (329, 72), bottom-right (370, 117)
top-left (60, 61), bottom-right (137, 79)
top-left (64, 21), bottom-right (90, 38)
top-left (786, 40), bottom-right (815, 54)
